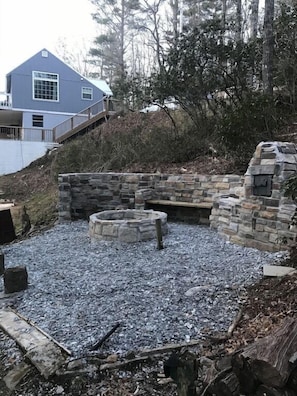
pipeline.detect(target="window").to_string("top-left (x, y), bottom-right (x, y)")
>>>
top-left (82, 87), bottom-right (93, 100)
top-left (33, 71), bottom-right (59, 101)
top-left (32, 114), bottom-right (44, 127)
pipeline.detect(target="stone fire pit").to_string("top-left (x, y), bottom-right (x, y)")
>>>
top-left (89, 209), bottom-right (168, 243)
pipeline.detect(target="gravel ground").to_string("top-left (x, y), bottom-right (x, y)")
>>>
top-left (0, 221), bottom-right (283, 357)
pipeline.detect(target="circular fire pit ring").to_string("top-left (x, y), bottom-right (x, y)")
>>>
top-left (89, 209), bottom-right (168, 243)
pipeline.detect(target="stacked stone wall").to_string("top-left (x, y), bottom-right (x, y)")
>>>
top-left (210, 142), bottom-right (297, 251)
top-left (58, 143), bottom-right (297, 253)
top-left (58, 173), bottom-right (243, 221)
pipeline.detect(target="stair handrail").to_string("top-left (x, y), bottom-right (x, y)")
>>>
top-left (53, 96), bottom-right (113, 142)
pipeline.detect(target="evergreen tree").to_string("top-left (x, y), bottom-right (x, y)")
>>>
top-left (89, 0), bottom-right (140, 103)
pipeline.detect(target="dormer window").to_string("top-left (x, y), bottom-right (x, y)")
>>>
top-left (33, 71), bottom-right (59, 101)
top-left (82, 87), bottom-right (93, 100)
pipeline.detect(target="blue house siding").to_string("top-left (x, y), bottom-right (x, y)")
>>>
top-left (8, 49), bottom-right (105, 113)
top-left (22, 111), bottom-right (72, 130)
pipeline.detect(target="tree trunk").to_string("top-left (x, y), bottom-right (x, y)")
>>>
top-left (250, 0), bottom-right (259, 39)
top-left (262, 0), bottom-right (275, 95)
top-left (235, 0), bottom-right (242, 42)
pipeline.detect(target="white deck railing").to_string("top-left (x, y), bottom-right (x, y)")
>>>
top-left (0, 125), bottom-right (54, 142)
top-left (0, 97), bottom-right (121, 143)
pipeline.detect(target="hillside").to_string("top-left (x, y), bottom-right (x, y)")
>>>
top-left (0, 111), bottom-right (240, 236)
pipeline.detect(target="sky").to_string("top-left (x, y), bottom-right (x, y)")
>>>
top-left (0, 0), bottom-right (97, 90)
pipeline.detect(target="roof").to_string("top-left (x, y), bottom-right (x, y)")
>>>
top-left (88, 79), bottom-right (113, 97)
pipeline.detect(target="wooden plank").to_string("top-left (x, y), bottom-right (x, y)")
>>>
top-left (263, 265), bottom-right (296, 277)
top-left (146, 199), bottom-right (213, 209)
top-left (3, 362), bottom-right (32, 390)
top-left (0, 309), bottom-right (68, 379)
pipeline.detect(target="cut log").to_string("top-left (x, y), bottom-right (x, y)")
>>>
top-left (232, 318), bottom-right (297, 389)
top-left (211, 371), bottom-right (240, 396)
top-left (4, 266), bottom-right (28, 294)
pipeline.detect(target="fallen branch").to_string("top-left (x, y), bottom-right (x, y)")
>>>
top-left (139, 339), bottom-right (202, 356)
top-left (208, 309), bottom-right (243, 343)
top-left (100, 355), bottom-right (150, 371)
top-left (90, 322), bottom-right (121, 351)
top-left (227, 308), bottom-right (243, 338)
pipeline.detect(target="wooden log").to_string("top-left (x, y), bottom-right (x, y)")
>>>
top-left (155, 218), bottom-right (164, 250)
top-left (4, 266), bottom-right (28, 294)
top-left (287, 367), bottom-right (297, 391)
top-left (232, 318), bottom-right (297, 389)
top-left (255, 384), bottom-right (296, 396)
top-left (211, 371), bottom-right (240, 396)
top-left (164, 352), bottom-right (197, 396)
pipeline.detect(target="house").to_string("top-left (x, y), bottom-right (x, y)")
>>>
top-left (0, 48), bottom-right (113, 175)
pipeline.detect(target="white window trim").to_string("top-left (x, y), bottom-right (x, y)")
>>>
top-left (32, 71), bottom-right (59, 102)
top-left (81, 86), bottom-right (93, 100)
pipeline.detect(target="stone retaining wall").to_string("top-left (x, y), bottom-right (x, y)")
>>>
top-left (58, 173), bottom-right (243, 221)
top-left (58, 142), bottom-right (297, 252)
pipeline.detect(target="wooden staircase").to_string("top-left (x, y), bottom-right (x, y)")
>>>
top-left (53, 97), bottom-right (118, 144)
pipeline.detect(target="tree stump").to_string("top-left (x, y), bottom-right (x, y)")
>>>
top-left (4, 267), bottom-right (28, 294)
top-left (164, 352), bottom-right (198, 396)
top-left (0, 250), bottom-right (4, 275)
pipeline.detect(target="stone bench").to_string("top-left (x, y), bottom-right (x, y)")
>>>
top-left (145, 199), bottom-right (213, 209)
top-left (144, 199), bottom-right (212, 225)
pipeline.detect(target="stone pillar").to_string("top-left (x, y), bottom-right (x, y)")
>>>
top-left (135, 188), bottom-right (154, 210)
top-left (4, 266), bottom-right (28, 294)
top-left (58, 176), bottom-right (72, 221)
